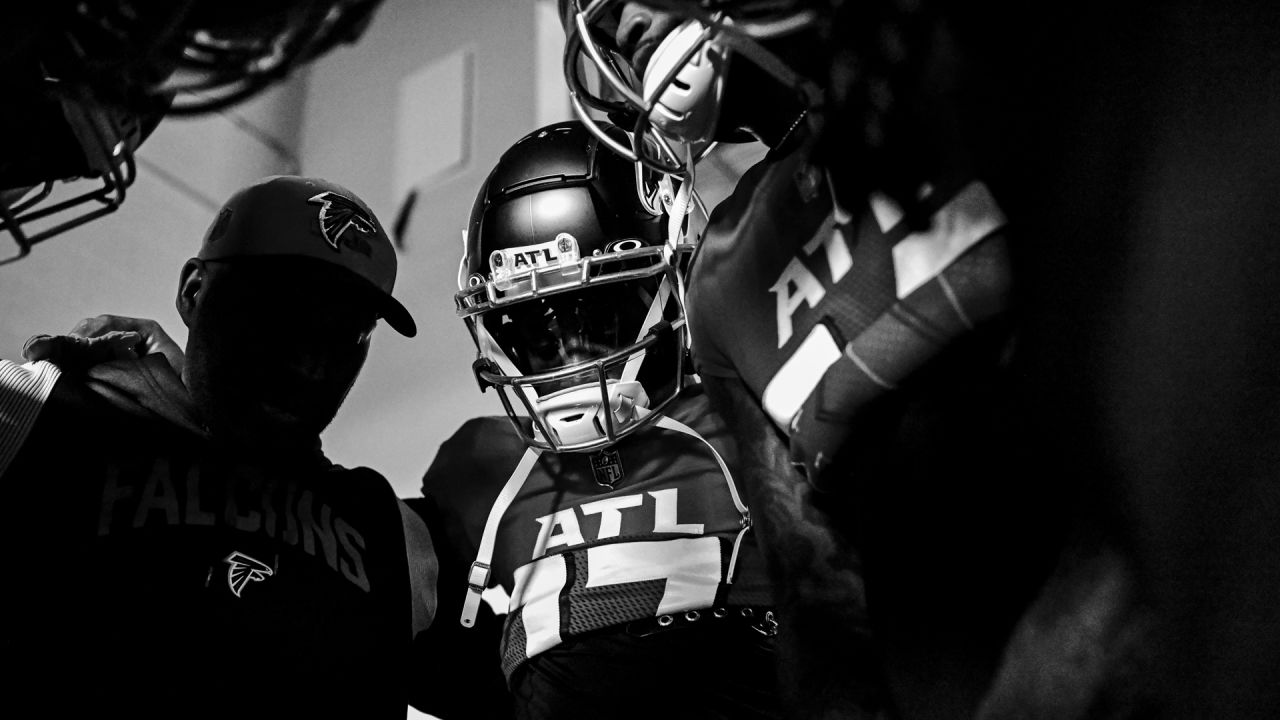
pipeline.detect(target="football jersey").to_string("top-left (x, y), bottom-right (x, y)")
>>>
top-left (421, 386), bottom-right (772, 680)
top-left (0, 359), bottom-right (433, 718)
top-left (686, 124), bottom-right (1050, 720)
top-left (687, 127), bottom-right (1013, 485)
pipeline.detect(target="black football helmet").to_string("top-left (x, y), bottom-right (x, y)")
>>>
top-left (560, 0), bottom-right (825, 174)
top-left (457, 120), bottom-right (706, 452)
top-left (1, 0), bottom-right (384, 265)
top-left (0, 47), bottom-right (164, 265)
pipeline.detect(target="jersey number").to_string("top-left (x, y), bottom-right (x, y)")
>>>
top-left (508, 536), bottom-right (723, 659)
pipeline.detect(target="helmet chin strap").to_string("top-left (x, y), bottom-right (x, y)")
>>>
top-left (665, 142), bottom-right (697, 364)
top-left (621, 274), bottom-right (674, 385)
top-left (665, 152), bottom-right (695, 254)
top-left (612, 156), bottom-right (692, 424)
top-left (620, 139), bottom-right (691, 388)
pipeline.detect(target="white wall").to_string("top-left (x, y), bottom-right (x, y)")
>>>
top-left (300, 0), bottom-right (571, 498)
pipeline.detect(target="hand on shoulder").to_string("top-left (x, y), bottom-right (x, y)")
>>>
top-left (22, 314), bottom-right (184, 375)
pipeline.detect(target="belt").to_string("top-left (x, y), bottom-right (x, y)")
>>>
top-left (626, 606), bottom-right (778, 638)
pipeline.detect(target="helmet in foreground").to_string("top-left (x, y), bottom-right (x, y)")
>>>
top-left (559, 0), bottom-right (824, 174)
top-left (1, 0), bottom-right (385, 265)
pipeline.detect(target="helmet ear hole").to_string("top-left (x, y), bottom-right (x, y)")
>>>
top-left (642, 19), bottom-right (730, 145)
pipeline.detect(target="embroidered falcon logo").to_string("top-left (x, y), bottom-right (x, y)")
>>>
top-left (224, 551), bottom-right (274, 598)
top-left (308, 191), bottom-right (377, 254)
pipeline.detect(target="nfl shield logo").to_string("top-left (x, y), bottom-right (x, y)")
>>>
top-left (590, 449), bottom-right (625, 488)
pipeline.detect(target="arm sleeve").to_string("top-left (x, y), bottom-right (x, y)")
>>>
top-left (0, 360), bottom-right (62, 477)
top-left (399, 499), bottom-right (440, 638)
top-left (404, 494), bottom-right (513, 719)
top-left (686, 274), bottom-right (740, 380)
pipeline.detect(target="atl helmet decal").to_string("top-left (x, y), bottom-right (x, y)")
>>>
top-left (223, 551), bottom-right (274, 598)
top-left (307, 191), bottom-right (377, 254)
top-left (490, 233), bottom-right (582, 282)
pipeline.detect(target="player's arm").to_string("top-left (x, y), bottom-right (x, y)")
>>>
top-left (788, 189), bottom-right (1013, 490)
top-left (404, 493), bottom-right (512, 719)
top-left (703, 372), bottom-right (893, 720)
top-left (0, 359), bottom-right (65, 477)
top-left (407, 445), bottom-right (512, 712)
top-left (3, 310), bottom-right (188, 476)
top-left (2, 312), bottom-right (188, 478)
top-left (399, 498), bottom-right (439, 638)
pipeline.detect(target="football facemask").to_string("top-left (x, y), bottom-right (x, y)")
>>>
top-left (561, 0), bottom-right (824, 174)
top-left (456, 120), bottom-right (705, 452)
top-left (0, 69), bottom-right (161, 265)
top-left (464, 269), bottom-right (689, 451)
top-left (1, 0), bottom-right (382, 263)
top-left (63, 0), bottom-right (385, 114)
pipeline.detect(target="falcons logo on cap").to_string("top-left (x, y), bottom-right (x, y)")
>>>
top-left (308, 191), bottom-right (376, 255)
top-left (224, 551), bottom-right (274, 598)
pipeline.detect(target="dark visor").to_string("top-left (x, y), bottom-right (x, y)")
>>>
top-left (483, 275), bottom-right (662, 376)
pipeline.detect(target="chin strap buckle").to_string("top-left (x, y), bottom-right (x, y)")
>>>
top-left (471, 357), bottom-right (496, 392)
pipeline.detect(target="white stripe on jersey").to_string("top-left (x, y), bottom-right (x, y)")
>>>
top-left (585, 536), bottom-right (722, 614)
top-left (892, 181), bottom-right (1006, 299)
top-left (0, 360), bottom-right (62, 477)
top-left (509, 550), bottom-right (569, 659)
top-left (508, 535), bottom-right (724, 665)
top-left (761, 322), bottom-right (842, 431)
